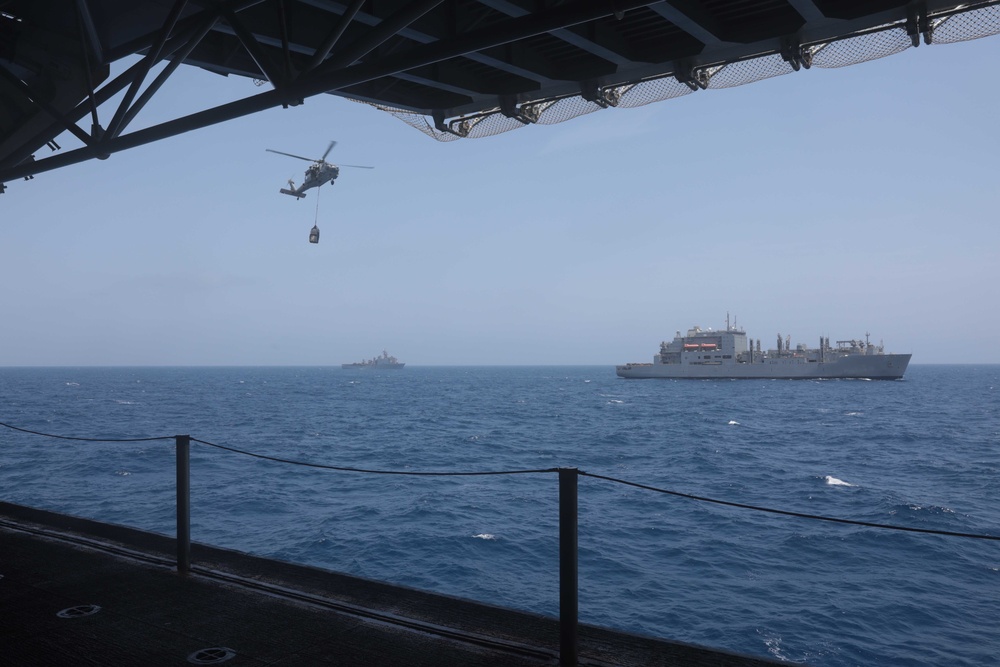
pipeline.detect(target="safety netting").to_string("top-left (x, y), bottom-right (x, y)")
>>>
top-left (363, 3), bottom-right (1000, 142)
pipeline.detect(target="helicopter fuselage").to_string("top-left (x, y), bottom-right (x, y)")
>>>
top-left (280, 163), bottom-right (339, 198)
top-left (268, 142), bottom-right (369, 201)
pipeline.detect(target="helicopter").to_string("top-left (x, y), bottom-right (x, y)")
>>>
top-left (266, 140), bottom-right (373, 199)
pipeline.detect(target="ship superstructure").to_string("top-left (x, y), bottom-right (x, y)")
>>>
top-left (342, 350), bottom-right (405, 369)
top-left (617, 317), bottom-right (909, 380)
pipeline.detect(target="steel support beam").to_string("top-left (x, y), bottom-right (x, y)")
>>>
top-left (105, 0), bottom-right (190, 139)
top-left (1, 0), bottom-right (663, 182)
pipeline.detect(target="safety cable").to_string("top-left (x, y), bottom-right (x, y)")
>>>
top-left (580, 471), bottom-right (1000, 541)
top-left (192, 437), bottom-right (558, 477)
top-left (0, 420), bottom-right (173, 443)
top-left (2, 420), bottom-right (998, 541)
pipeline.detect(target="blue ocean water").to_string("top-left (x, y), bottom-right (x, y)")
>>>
top-left (1, 365), bottom-right (998, 666)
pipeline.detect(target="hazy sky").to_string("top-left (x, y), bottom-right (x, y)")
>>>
top-left (2, 34), bottom-right (998, 366)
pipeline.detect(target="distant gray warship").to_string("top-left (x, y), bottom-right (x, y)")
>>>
top-left (617, 318), bottom-right (910, 380)
top-left (342, 350), bottom-right (405, 369)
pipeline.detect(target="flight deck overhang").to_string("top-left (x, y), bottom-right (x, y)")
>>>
top-left (1, 0), bottom-right (999, 189)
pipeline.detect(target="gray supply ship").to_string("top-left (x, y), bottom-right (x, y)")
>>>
top-left (342, 350), bottom-right (405, 369)
top-left (617, 318), bottom-right (910, 380)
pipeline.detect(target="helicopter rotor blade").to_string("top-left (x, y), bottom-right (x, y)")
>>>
top-left (321, 141), bottom-right (336, 162)
top-left (266, 149), bottom-right (317, 162)
top-left (337, 164), bottom-right (375, 169)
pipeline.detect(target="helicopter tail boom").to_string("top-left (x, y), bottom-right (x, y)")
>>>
top-left (280, 188), bottom-right (306, 199)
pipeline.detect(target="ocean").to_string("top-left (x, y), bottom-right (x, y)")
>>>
top-left (1, 365), bottom-right (998, 666)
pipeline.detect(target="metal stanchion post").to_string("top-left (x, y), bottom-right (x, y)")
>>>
top-left (176, 434), bottom-right (191, 574)
top-left (559, 467), bottom-right (579, 666)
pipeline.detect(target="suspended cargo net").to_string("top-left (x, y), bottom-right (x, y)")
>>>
top-left (361, 3), bottom-right (1000, 142)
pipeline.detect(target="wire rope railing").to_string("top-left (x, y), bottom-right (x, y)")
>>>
top-left (2, 420), bottom-right (998, 666)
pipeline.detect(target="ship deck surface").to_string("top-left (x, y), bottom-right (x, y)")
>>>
top-left (0, 501), bottom-right (783, 667)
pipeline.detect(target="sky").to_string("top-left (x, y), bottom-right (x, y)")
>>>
top-left (1, 33), bottom-right (998, 366)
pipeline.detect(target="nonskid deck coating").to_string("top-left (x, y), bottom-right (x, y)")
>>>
top-left (0, 502), bottom-right (786, 666)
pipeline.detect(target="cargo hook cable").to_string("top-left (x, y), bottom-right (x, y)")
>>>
top-left (314, 181), bottom-right (321, 225)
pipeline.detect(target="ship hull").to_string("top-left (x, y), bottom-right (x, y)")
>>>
top-left (616, 354), bottom-right (910, 380)
top-left (342, 351), bottom-right (405, 369)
